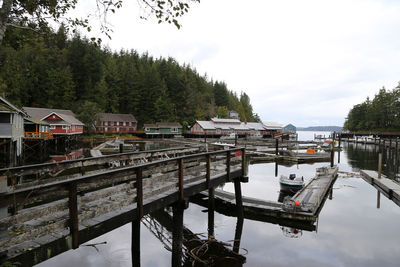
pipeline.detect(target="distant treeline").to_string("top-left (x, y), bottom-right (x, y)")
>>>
top-left (0, 26), bottom-right (258, 128)
top-left (344, 85), bottom-right (400, 132)
top-left (297, 126), bottom-right (342, 132)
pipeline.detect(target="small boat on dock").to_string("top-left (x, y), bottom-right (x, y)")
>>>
top-left (279, 174), bottom-right (304, 191)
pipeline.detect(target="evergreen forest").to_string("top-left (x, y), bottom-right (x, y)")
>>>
top-left (344, 84), bottom-right (400, 132)
top-left (0, 26), bottom-right (258, 129)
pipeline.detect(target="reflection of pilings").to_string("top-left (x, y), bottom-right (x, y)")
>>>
top-left (234, 178), bottom-right (244, 219)
top-left (329, 188), bottom-right (333, 200)
top-left (132, 220), bottom-right (141, 267)
top-left (233, 217), bottom-right (244, 254)
top-left (377, 191), bottom-right (381, 209)
top-left (275, 160), bottom-right (278, 177)
top-left (208, 188), bottom-right (215, 237)
top-left (172, 201), bottom-right (185, 267)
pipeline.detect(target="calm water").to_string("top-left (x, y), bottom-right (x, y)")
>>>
top-left (36, 131), bottom-right (400, 267)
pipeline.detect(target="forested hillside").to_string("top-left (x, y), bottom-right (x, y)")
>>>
top-left (0, 26), bottom-right (258, 128)
top-left (344, 85), bottom-right (400, 132)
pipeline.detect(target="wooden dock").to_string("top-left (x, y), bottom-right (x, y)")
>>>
top-left (0, 148), bottom-right (246, 266)
top-left (360, 170), bottom-right (400, 207)
top-left (195, 166), bottom-right (338, 225)
top-left (248, 150), bottom-right (331, 163)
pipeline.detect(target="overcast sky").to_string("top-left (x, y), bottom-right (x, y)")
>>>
top-left (75, 0), bottom-right (400, 127)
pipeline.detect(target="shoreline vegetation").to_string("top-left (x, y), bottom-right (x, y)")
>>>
top-left (0, 26), bottom-right (258, 130)
top-left (344, 85), bottom-right (400, 133)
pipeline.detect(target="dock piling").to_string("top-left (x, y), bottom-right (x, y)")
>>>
top-left (131, 220), bottom-right (141, 267)
top-left (68, 182), bottom-right (79, 249)
top-left (378, 153), bottom-right (382, 179)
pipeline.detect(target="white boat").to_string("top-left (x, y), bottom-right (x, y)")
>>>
top-left (279, 174), bottom-right (304, 191)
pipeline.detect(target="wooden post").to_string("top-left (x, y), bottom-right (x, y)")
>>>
top-left (241, 148), bottom-right (247, 178)
top-left (396, 138), bottom-right (398, 151)
top-left (131, 219), bottom-right (141, 267)
top-left (172, 202), bottom-right (184, 267)
top-left (275, 138), bottom-right (279, 155)
top-left (136, 168), bottom-right (143, 219)
top-left (119, 143), bottom-right (123, 153)
top-left (206, 154), bottom-right (211, 187)
top-left (378, 153), bottom-right (382, 179)
top-left (234, 178), bottom-right (244, 219)
top-left (330, 143), bottom-right (334, 168)
top-left (178, 158), bottom-right (184, 200)
top-left (235, 133), bottom-right (238, 146)
top-left (68, 182), bottom-right (79, 249)
top-left (226, 151), bottom-right (231, 181)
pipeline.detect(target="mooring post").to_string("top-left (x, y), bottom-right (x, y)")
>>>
top-left (172, 202), bottom-right (184, 267)
top-left (378, 153), bottom-right (382, 179)
top-left (68, 182), bottom-right (79, 249)
top-left (136, 168), bottom-right (143, 218)
top-left (330, 143), bottom-right (334, 167)
top-left (233, 216), bottom-right (244, 254)
top-left (275, 138), bottom-right (279, 155)
top-left (329, 187), bottom-right (333, 200)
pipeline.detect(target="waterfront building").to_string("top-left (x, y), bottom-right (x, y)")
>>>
top-left (283, 123), bottom-right (297, 133)
top-left (0, 96), bottom-right (25, 166)
top-left (144, 122), bottom-right (182, 136)
top-left (95, 113), bottom-right (137, 133)
top-left (190, 118), bottom-right (267, 136)
top-left (23, 107), bottom-right (84, 135)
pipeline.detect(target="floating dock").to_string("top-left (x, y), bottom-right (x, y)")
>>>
top-left (195, 166), bottom-right (338, 224)
top-left (360, 170), bottom-right (400, 207)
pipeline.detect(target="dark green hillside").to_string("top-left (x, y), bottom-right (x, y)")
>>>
top-left (0, 27), bottom-right (258, 128)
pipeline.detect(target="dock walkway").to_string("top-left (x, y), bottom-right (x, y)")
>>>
top-left (360, 170), bottom-right (400, 207)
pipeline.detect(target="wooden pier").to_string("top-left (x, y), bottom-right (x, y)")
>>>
top-left (194, 166), bottom-right (338, 225)
top-left (360, 170), bottom-right (400, 207)
top-left (0, 148), bottom-right (246, 266)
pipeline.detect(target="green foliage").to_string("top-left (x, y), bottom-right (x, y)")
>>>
top-left (76, 101), bottom-right (103, 132)
top-left (0, 31), bottom-right (257, 128)
top-left (344, 85), bottom-right (400, 132)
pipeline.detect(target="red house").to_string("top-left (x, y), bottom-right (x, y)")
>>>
top-left (95, 113), bottom-right (137, 133)
top-left (23, 107), bottom-right (84, 135)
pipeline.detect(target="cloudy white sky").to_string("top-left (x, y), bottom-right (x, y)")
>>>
top-left (76, 0), bottom-right (400, 127)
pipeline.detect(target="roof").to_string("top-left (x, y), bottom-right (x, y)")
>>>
top-left (143, 124), bottom-right (158, 128)
top-left (157, 122), bottom-right (182, 128)
top-left (0, 96), bottom-right (26, 115)
top-left (195, 121), bottom-right (266, 131)
top-left (211, 118), bottom-right (241, 124)
top-left (263, 121), bottom-right (283, 130)
top-left (24, 117), bottom-right (49, 125)
top-left (23, 107), bottom-right (84, 126)
top-left (196, 121), bottom-right (216, 130)
top-left (98, 113), bottom-right (137, 122)
top-left (244, 122), bottom-right (265, 130)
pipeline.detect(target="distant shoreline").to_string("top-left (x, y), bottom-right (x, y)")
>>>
top-left (297, 126), bottom-right (342, 132)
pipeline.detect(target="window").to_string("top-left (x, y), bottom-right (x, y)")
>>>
top-left (62, 125), bottom-right (70, 130)
top-left (172, 128), bottom-right (178, 132)
top-left (50, 125), bottom-right (56, 129)
top-left (123, 122), bottom-right (126, 126)
top-left (145, 128), bottom-right (149, 131)
top-left (104, 121), bottom-right (108, 126)
top-left (105, 127), bottom-right (108, 132)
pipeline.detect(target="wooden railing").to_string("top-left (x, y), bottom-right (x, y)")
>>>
top-left (24, 131), bottom-right (53, 139)
top-left (0, 148), bottom-right (245, 250)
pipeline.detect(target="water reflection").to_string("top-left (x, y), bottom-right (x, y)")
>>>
top-left (35, 133), bottom-right (400, 267)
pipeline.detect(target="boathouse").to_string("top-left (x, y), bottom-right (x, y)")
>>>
top-left (0, 96), bottom-right (25, 167)
top-left (23, 107), bottom-right (84, 135)
top-left (144, 122), bottom-right (182, 136)
top-left (191, 118), bottom-right (267, 136)
top-left (95, 113), bottom-right (137, 133)
top-left (263, 121), bottom-right (283, 136)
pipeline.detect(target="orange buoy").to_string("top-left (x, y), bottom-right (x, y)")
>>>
top-left (294, 201), bottom-right (300, 206)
